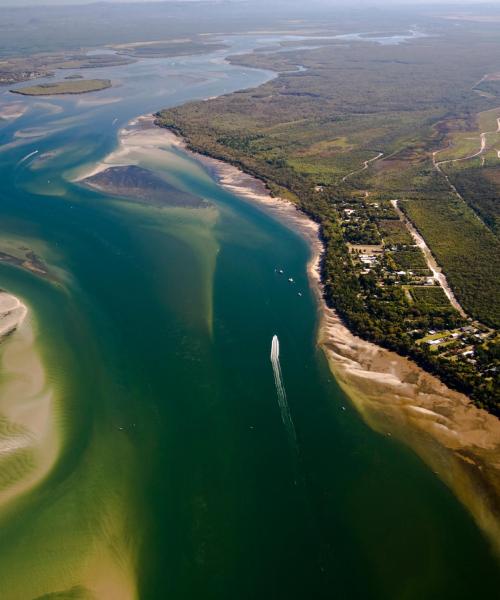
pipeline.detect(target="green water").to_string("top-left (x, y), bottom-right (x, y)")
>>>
top-left (0, 37), bottom-right (499, 599)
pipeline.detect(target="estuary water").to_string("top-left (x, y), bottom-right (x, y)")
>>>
top-left (0, 35), bottom-right (499, 599)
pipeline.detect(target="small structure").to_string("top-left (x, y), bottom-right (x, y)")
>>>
top-left (347, 244), bottom-right (384, 255)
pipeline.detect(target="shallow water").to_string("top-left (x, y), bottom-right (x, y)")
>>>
top-left (0, 36), bottom-right (499, 599)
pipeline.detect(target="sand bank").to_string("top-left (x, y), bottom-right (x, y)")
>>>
top-left (0, 291), bottom-right (60, 512)
top-left (0, 291), bottom-right (138, 598)
top-left (0, 103), bottom-right (27, 121)
top-left (148, 121), bottom-right (500, 554)
top-left (72, 114), bottom-right (177, 182)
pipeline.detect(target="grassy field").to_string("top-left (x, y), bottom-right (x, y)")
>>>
top-left (410, 286), bottom-right (451, 309)
top-left (435, 132), bottom-right (483, 162)
top-left (11, 79), bottom-right (112, 96)
top-left (435, 106), bottom-right (500, 163)
top-left (434, 107), bottom-right (500, 236)
top-left (379, 220), bottom-right (414, 246)
top-left (390, 248), bottom-right (430, 272)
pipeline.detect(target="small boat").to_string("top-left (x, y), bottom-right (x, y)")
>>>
top-left (288, 277), bottom-right (294, 283)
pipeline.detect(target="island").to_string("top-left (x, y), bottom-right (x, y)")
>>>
top-left (111, 39), bottom-right (227, 59)
top-left (11, 78), bottom-right (112, 96)
top-left (0, 52), bottom-right (134, 86)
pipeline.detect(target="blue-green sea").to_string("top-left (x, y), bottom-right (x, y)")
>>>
top-left (0, 35), bottom-right (499, 599)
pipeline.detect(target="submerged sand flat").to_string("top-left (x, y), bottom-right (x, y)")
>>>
top-left (0, 291), bottom-right (139, 598)
top-left (0, 103), bottom-right (27, 121)
top-left (155, 125), bottom-right (500, 555)
top-left (83, 164), bottom-right (209, 208)
top-left (0, 292), bottom-right (59, 511)
top-left (72, 115), bottom-right (181, 182)
top-left (72, 115), bottom-right (219, 337)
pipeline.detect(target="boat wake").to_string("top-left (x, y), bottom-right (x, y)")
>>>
top-left (17, 149), bottom-right (38, 166)
top-left (270, 335), bottom-right (298, 447)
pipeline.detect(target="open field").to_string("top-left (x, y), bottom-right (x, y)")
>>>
top-left (435, 106), bottom-right (500, 164)
top-left (379, 220), bottom-right (414, 245)
top-left (410, 286), bottom-right (451, 309)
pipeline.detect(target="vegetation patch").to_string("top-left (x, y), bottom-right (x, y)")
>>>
top-left (379, 220), bottom-right (413, 245)
top-left (410, 286), bottom-right (451, 309)
top-left (389, 248), bottom-right (429, 272)
top-left (11, 79), bottom-right (111, 96)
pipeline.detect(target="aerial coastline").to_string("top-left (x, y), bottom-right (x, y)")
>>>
top-left (3, 1), bottom-right (500, 592)
top-left (152, 119), bottom-right (500, 554)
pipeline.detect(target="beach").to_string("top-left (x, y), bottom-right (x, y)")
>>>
top-left (146, 119), bottom-right (500, 555)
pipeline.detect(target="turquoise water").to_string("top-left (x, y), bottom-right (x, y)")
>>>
top-left (0, 36), bottom-right (499, 599)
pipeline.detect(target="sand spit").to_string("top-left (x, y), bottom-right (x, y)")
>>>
top-left (0, 291), bottom-right (60, 512)
top-left (72, 114), bottom-right (176, 182)
top-left (151, 123), bottom-right (500, 554)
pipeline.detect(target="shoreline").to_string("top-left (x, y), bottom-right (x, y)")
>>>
top-left (148, 120), bottom-right (500, 555)
top-left (80, 114), bottom-right (500, 554)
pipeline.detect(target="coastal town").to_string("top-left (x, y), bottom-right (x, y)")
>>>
top-left (332, 188), bottom-right (499, 393)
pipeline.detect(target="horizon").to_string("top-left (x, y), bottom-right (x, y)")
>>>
top-left (1, 0), bottom-right (499, 7)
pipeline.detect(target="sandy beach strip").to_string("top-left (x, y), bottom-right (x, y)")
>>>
top-left (71, 114), bottom-right (177, 182)
top-left (142, 119), bottom-right (500, 554)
